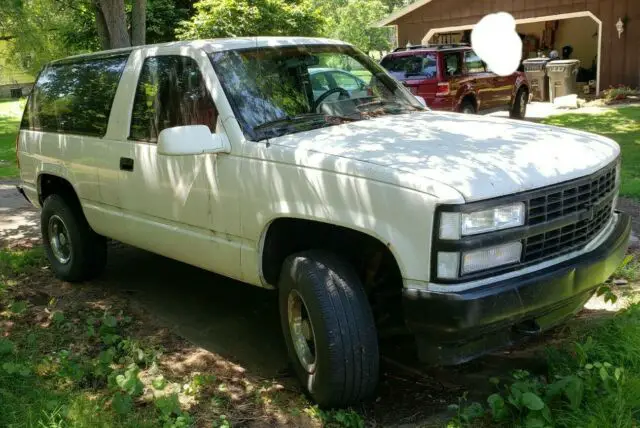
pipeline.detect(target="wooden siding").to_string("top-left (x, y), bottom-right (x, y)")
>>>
top-left (391, 0), bottom-right (640, 88)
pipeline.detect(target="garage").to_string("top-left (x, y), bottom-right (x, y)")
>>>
top-left (376, 0), bottom-right (640, 94)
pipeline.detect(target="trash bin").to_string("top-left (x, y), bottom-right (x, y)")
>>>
top-left (546, 59), bottom-right (581, 102)
top-left (522, 57), bottom-right (551, 102)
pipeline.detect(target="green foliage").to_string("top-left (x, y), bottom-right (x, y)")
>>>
top-left (319, 408), bottom-right (365, 427)
top-left (321, 0), bottom-right (393, 53)
top-left (176, 0), bottom-right (324, 40)
top-left (449, 303), bottom-right (640, 428)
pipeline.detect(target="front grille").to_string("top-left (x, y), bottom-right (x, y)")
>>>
top-left (522, 162), bottom-right (617, 264)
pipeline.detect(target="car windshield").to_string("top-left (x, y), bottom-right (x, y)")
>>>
top-left (380, 53), bottom-right (438, 81)
top-left (209, 44), bottom-right (424, 141)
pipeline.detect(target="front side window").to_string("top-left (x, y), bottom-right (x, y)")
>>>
top-left (130, 56), bottom-right (217, 143)
top-left (21, 55), bottom-right (128, 136)
top-left (464, 51), bottom-right (486, 74)
top-left (210, 44), bottom-right (423, 141)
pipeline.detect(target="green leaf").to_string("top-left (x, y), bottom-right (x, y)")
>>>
top-left (103, 314), bottom-right (118, 328)
top-left (460, 402), bottom-right (484, 422)
top-left (564, 377), bottom-right (583, 409)
top-left (0, 338), bottom-right (15, 355)
top-left (487, 393), bottom-right (508, 421)
top-left (112, 392), bottom-right (133, 415)
top-left (521, 392), bottom-right (545, 411)
top-left (10, 300), bottom-right (27, 314)
top-left (115, 364), bottom-right (143, 397)
top-left (152, 376), bottom-right (167, 390)
top-left (525, 415), bottom-right (546, 428)
top-left (51, 311), bottom-right (65, 324)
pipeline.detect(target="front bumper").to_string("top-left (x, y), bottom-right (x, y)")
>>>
top-left (403, 212), bottom-right (631, 365)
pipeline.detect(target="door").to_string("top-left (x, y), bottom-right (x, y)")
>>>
top-left (462, 50), bottom-right (495, 111)
top-left (118, 54), bottom-right (241, 277)
top-left (327, 70), bottom-right (368, 99)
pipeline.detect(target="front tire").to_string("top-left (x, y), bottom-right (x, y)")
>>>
top-left (460, 99), bottom-right (476, 114)
top-left (41, 194), bottom-right (107, 282)
top-left (278, 250), bottom-right (379, 408)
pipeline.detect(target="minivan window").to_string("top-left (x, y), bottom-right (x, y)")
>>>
top-left (443, 52), bottom-right (462, 77)
top-left (464, 51), bottom-right (486, 73)
top-left (130, 56), bottom-right (217, 143)
top-left (380, 53), bottom-right (437, 80)
top-left (20, 55), bottom-right (128, 136)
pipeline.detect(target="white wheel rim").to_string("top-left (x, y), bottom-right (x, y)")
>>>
top-left (48, 215), bottom-right (72, 264)
top-left (287, 290), bottom-right (317, 373)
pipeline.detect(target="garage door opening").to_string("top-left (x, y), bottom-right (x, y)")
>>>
top-left (422, 12), bottom-right (602, 95)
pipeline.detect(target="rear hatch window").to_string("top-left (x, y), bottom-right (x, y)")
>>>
top-left (380, 53), bottom-right (438, 81)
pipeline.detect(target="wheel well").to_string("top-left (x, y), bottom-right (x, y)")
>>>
top-left (38, 174), bottom-right (79, 207)
top-left (262, 218), bottom-right (406, 332)
top-left (460, 94), bottom-right (477, 111)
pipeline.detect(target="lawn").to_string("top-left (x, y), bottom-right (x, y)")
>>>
top-left (0, 98), bottom-right (23, 179)
top-left (542, 106), bottom-right (640, 200)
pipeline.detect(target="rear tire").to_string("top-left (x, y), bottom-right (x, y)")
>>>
top-left (460, 99), bottom-right (476, 114)
top-left (41, 194), bottom-right (107, 282)
top-left (278, 250), bottom-right (379, 408)
top-left (510, 87), bottom-right (528, 119)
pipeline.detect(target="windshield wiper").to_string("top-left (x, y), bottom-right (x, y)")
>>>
top-left (253, 113), bottom-right (327, 131)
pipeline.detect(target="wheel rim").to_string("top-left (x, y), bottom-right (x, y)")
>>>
top-left (287, 290), bottom-right (317, 373)
top-left (48, 215), bottom-right (72, 264)
top-left (519, 92), bottom-right (527, 117)
top-left (462, 105), bottom-right (474, 114)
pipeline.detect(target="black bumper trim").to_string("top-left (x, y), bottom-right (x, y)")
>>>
top-left (403, 212), bottom-right (631, 364)
top-left (16, 185), bottom-right (30, 204)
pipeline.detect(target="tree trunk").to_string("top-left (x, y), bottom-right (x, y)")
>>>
top-left (97, 0), bottom-right (130, 49)
top-left (93, 3), bottom-right (111, 50)
top-left (131, 0), bottom-right (146, 46)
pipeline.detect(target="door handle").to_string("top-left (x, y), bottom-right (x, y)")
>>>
top-left (120, 157), bottom-right (134, 172)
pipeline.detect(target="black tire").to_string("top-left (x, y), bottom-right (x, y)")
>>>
top-left (41, 194), bottom-right (107, 282)
top-left (460, 99), bottom-right (476, 114)
top-left (510, 87), bottom-right (528, 119)
top-left (278, 250), bottom-right (379, 408)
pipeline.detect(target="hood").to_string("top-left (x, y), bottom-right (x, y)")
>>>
top-left (268, 111), bottom-right (620, 202)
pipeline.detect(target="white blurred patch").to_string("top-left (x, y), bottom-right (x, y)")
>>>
top-left (471, 12), bottom-right (522, 76)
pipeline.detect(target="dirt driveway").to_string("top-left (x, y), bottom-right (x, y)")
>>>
top-left (1, 180), bottom-right (636, 425)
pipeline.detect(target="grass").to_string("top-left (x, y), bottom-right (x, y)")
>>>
top-left (542, 106), bottom-right (640, 200)
top-left (0, 247), bottom-right (360, 428)
top-left (0, 98), bottom-right (23, 179)
top-left (448, 302), bottom-right (640, 428)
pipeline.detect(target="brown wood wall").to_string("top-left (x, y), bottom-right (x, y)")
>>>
top-left (392, 0), bottom-right (640, 89)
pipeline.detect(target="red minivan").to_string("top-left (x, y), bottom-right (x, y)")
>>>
top-left (380, 44), bottom-right (529, 119)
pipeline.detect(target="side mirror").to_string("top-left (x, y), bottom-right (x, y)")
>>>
top-left (157, 125), bottom-right (229, 156)
top-left (414, 95), bottom-right (427, 107)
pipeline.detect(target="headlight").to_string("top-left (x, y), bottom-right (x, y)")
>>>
top-left (439, 203), bottom-right (525, 239)
top-left (461, 242), bottom-right (522, 275)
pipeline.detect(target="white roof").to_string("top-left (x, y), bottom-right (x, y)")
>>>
top-left (374, 0), bottom-right (434, 27)
top-left (53, 37), bottom-right (350, 63)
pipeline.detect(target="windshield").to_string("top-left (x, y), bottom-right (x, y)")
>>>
top-left (209, 44), bottom-right (424, 141)
top-left (380, 53), bottom-right (438, 81)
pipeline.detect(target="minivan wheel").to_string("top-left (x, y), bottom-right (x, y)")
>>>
top-left (460, 100), bottom-right (476, 114)
top-left (278, 250), bottom-right (379, 408)
top-left (41, 194), bottom-right (107, 282)
top-left (510, 88), bottom-right (528, 119)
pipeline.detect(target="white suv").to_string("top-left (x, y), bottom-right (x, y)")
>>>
top-left (16, 37), bottom-right (630, 408)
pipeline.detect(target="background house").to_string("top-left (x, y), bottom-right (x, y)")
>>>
top-left (0, 41), bottom-right (34, 99)
top-left (376, 0), bottom-right (640, 95)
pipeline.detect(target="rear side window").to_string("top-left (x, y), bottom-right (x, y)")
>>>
top-left (464, 51), bottom-right (486, 73)
top-left (380, 54), bottom-right (437, 80)
top-left (129, 56), bottom-right (217, 143)
top-left (21, 55), bottom-right (128, 137)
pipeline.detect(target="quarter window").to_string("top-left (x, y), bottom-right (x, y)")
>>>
top-left (130, 56), bottom-right (217, 143)
top-left (21, 55), bottom-right (128, 136)
top-left (464, 51), bottom-right (486, 73)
